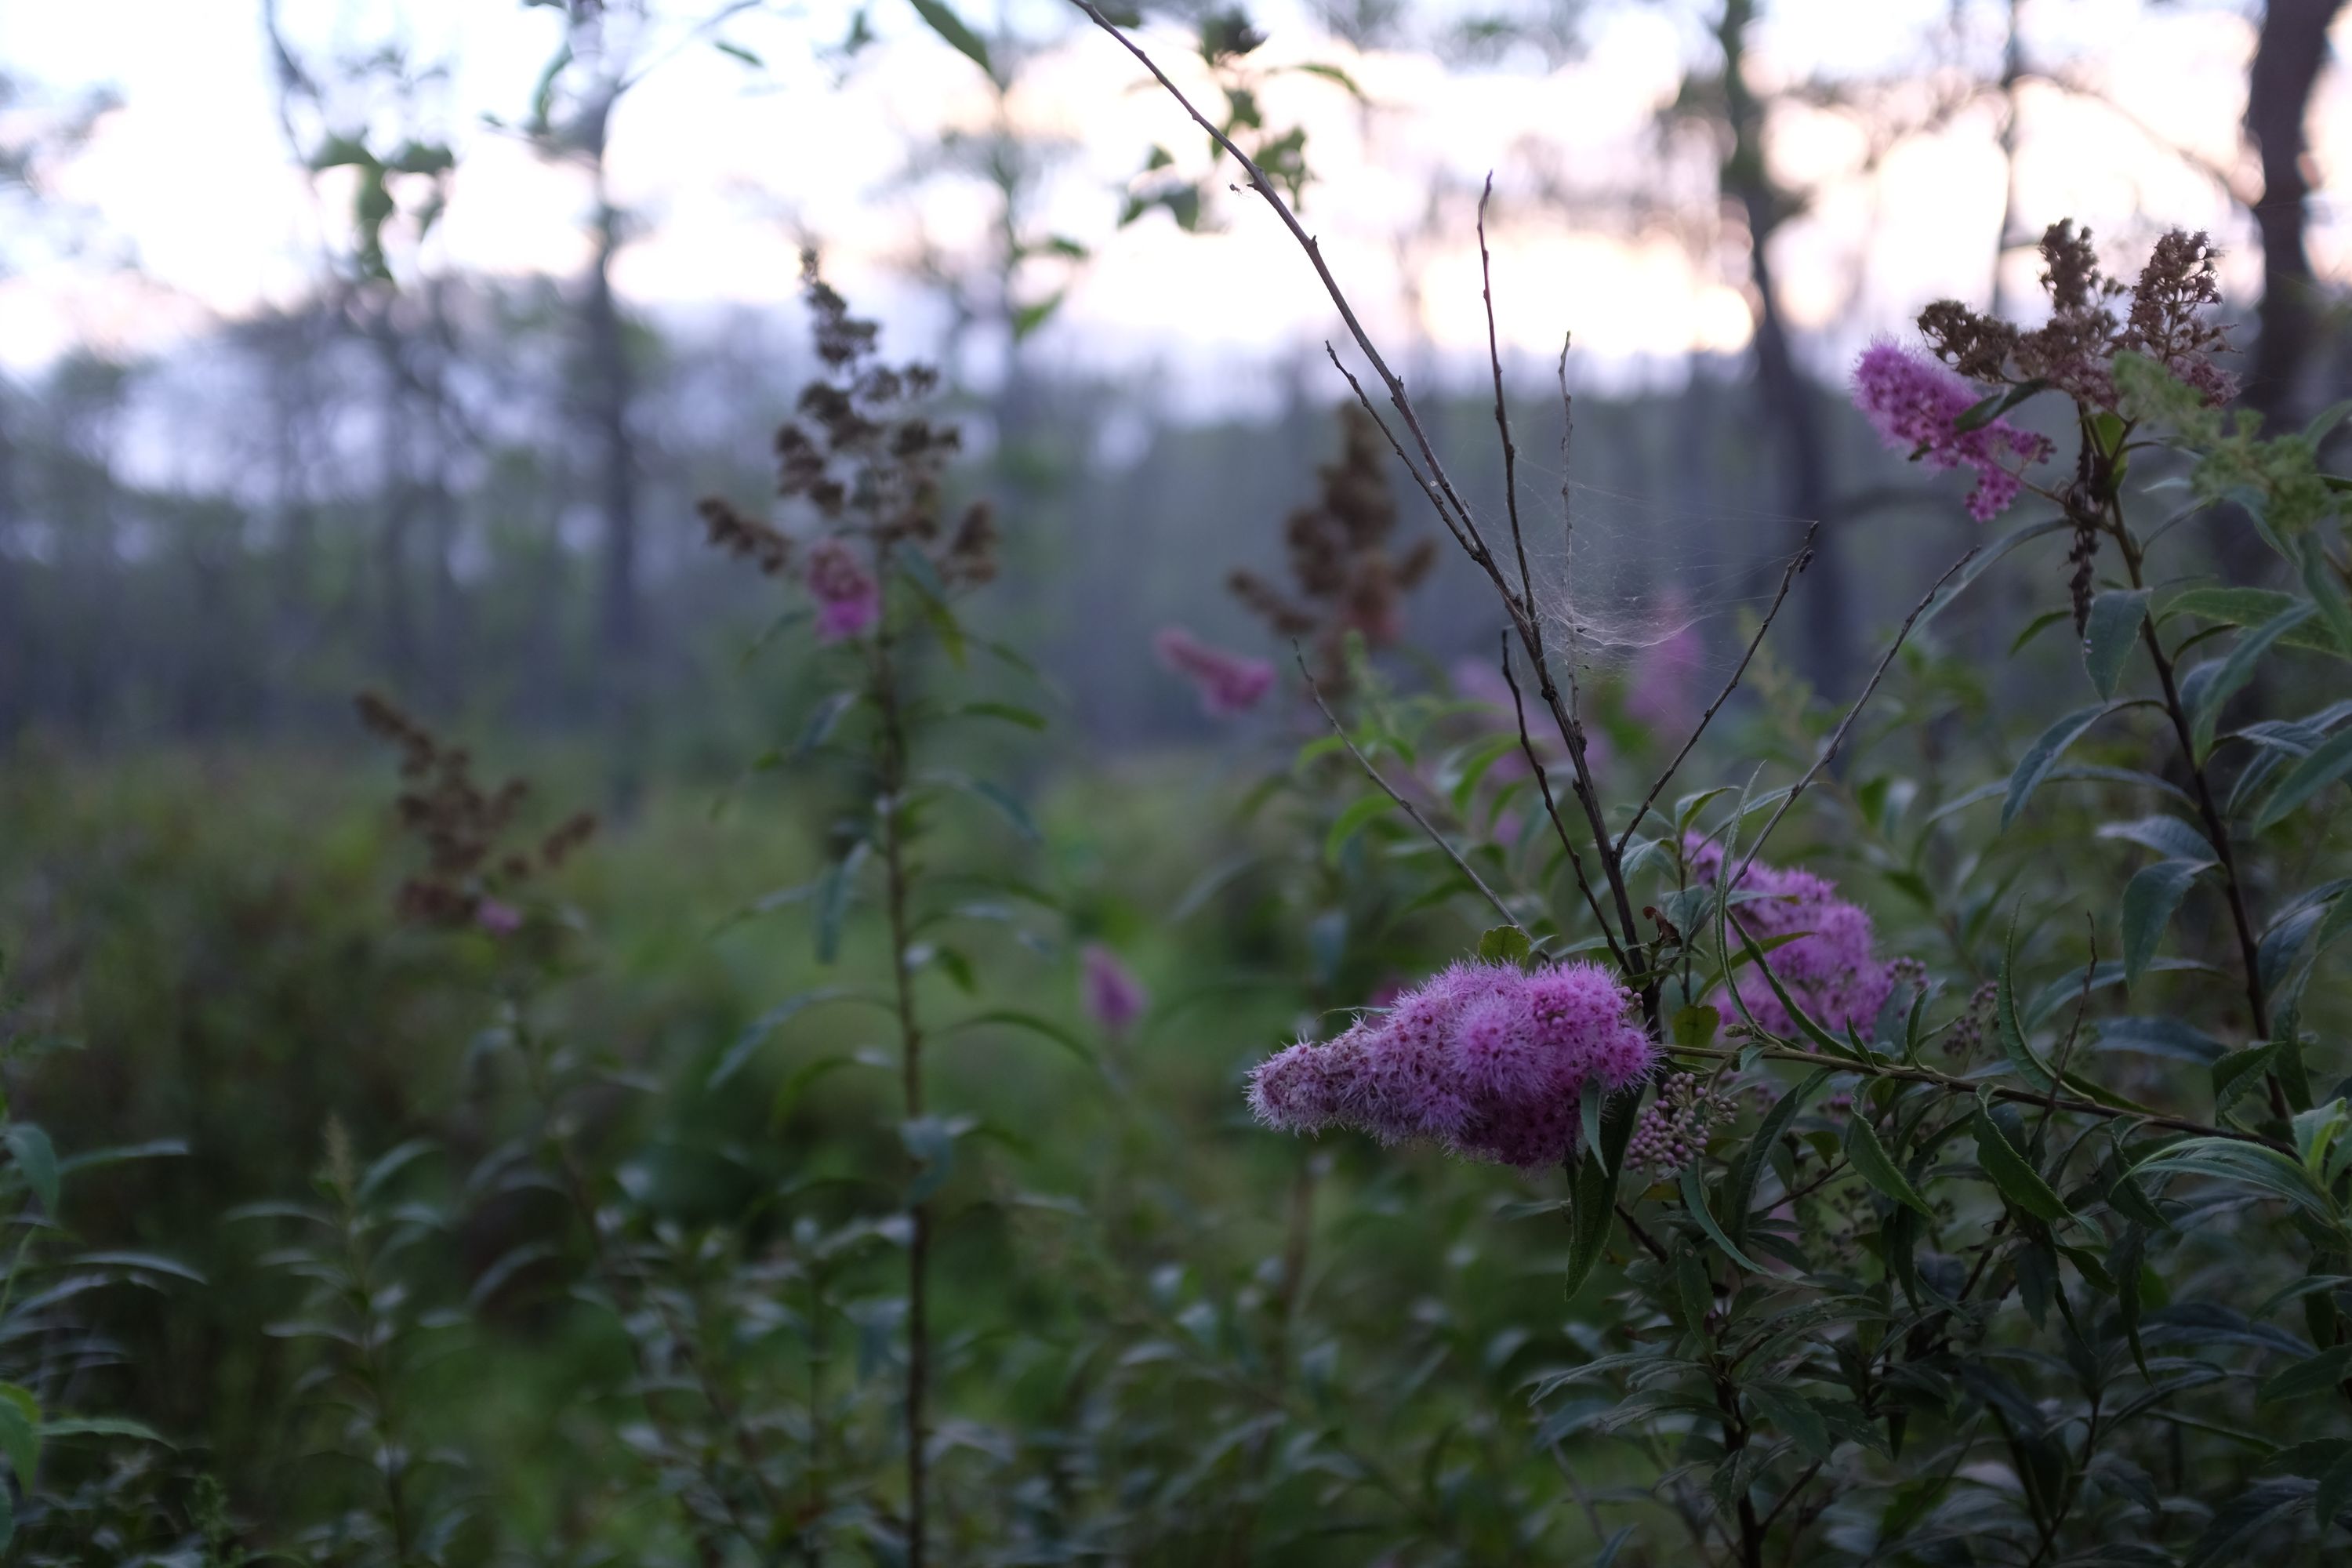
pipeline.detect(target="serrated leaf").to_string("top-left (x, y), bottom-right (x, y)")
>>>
top-left (1679, 1167), bottom-right (1769, 1274)
top-left (3, 1125), bottom-right (56, 1216)
top-left (2253, 726), bottom-right (2352, 831)
top-left (2004, 704), bottom-right (2121, 829)
top-left (2191, 602), bottom-right (2316, 758)
top-left (2083, 589), bottom-right (2151, 699)
top-left (1973, 1105), bottom-right (2074, 1224)
top-left (2122, 858), bottom-right (2210, 985)
top-left (2260, 1344), bottom-right (2352, 1404)
top-left (1845, 1115), bottom-right (1936, 1218)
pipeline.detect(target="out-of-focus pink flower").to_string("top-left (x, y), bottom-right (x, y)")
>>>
top-left (1155, 626), bottom-right (1275, 717)
top-left (475, 898), bottom-right (523, 937)
top-left (1080, 943), bottom-right (1148, 1036)
top-left (1247, 958), bottom-right (1653, 1169)
top-left (1627, 593), bottom-right (1704, 737)
top-left (1686, 836), bottom-right (1896, 1040)
top-left (806, 538), bottom-right (881, 641)
top-left (1852, 341), bottom-right (2053, 521)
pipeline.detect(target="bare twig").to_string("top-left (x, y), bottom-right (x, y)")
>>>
top-left (1617, 527), bottom-right (1817, 858)
top-left (1668, 1041), bottom-right (2280, 1149)
top-left (2036, 916), bottom-right (2100, 1158)
top-left (1073, 4), bottom-right (1652, 996)
top-left (1073, 2), bottom-right (1490, 564)
top-left (1500, 635), bottom-right (1629, 971)
top-left (1295, 648), bottom-right (1523, 934)
top-left (1735, 546), bottom-right (1980, 882)
top-left (1477, 174), bottom-right (1533, 617)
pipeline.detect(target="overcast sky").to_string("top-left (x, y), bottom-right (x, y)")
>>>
top-left (0, 0), bottom-right (2341, 409)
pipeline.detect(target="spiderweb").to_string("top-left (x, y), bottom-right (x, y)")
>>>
top-left (1499, 454), bottom-right (1818, 688)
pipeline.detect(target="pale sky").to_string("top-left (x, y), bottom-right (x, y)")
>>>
top-left (0, 0), bottom-right (2342, 408)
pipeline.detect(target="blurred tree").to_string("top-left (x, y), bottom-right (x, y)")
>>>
top-left (2244, 0), bottom-right (2346, 429)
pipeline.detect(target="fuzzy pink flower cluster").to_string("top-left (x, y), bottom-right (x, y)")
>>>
top-left (1247, 960), bottom-right (1654, 1167)
top-left (1686, 837), bottom-right (1895, 1040)
top-left (1851, 342), bottom-right (2053, 521)
top-left (1156, 626), bottom-right (1275, 717)
top-left (806, 539), bottom-right (881, 641)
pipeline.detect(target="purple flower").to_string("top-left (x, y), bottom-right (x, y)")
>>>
top-left (1851, 341), bottom-right (2053, 522)
top-left (806, 539), bottom-right (881, 641)
top-left (475, 898), bottom-right (522, 937)
top-left (1080, 943), bottom-right (1148, 1036)
top-left (1686, 837), bottom-right (1896, 1040)
top-left (1243, 958), bottom-right (1653, 1169)
top-left (1156, 627), bottom-right (1275, 717)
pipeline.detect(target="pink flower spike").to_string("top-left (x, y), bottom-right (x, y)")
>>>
top-left (1850, 340), bottom-right (2052, 521)
top-left (1240, 956), bottom-right (1650, 1170)
top-left (806, 538), bottom-right (881, 641)
top-left (475, 898), bottom-right (523, 937)
top-left (1156, 626), bottom-right (1275, 717)
top-left (1080, 943), bottom-right (1148, 1036)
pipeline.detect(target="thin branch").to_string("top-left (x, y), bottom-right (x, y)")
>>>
top-left (1295, 648), bottom-right (1523, 934)
top-left (2035, 916), bottom-right (2099, 1159)
top-left (1073, 2), bottom-right (1490, 563)
top-left (1477, 173), bottom-right (1533, 616)
top-left (1668, 1042), bottom-right (2280, 1149)
top-left (1500, 635), bottom-right (1629, 971)
top-left (1073, 3), bottom-right (1651, 993)
top-left (1735, 545), bottom-right (1979, 882)
top-left (1617, 527), bottom-right (1817, 858)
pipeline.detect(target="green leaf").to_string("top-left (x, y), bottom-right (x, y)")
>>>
top-left (1994, 914), bottom-right (2053, 1094)
top-left (2191, 601), bottom-right (2316, 758)
top-left (711, 989), bottom-right (858, 1087)
top-left (1561, 1141), bottom-right (1621, 1299)
top-left (1011, 291), bottom-right (1064, 341)
top-left (4, 1124), bottom-right (56, 1215)
top-left (953, 700), bottom-right (1047, 731)
top-left (2253, 726), bottom-right (2352, 831)
top-left (2167, 585), bottom-right (2349, 659)
top-left (1679, 1167), bottom-right (1769, 1274)
top-left (2122, 858), bottom-right (2210, 985)
top-left (1324, 793), bottom-right (1398, 866)
top-left (1916, 515), bottom-right (2074, 633)
top-left (1748, 1386), bottom-right (1831, 1461)
top-left (1973, 1105), bottom-right (2074, 1224)
top-left (1845, 1116), bottom-right (1936, 1219)
top-left (2259, 1344), bottom-right (2352, 1404)
top-left (2003, 704), bottom-right (2121, 829)
top-left (907, 0), bottom-right (994, 78)
top-left (2185, 1479), bottom-right (2316, 1566)
top-left (816, 840), bottom-right (871, 963)
top-left (2212, 1042), bottom-right (2282, 1118)
top-left (2082, 589), bottom-right (2151, 699)
top-left (2133, 1137), bottom-right (2341, 1227)
top-left (2093, 1016), bottom-right (2225, 1063)
top-left (943, 1010), bottom-right (1098, 1071)
top-left (1672, 1004), bottom-right (1720, 1049)
top-left (2319, 1446), bottom-right (2352, 1530)
top-left (1725, 1070), bottom-right (1829, 1250)
top-left (1477, 925), bottom-right (1530, 966)
top-left (0, 1385), bottom-right (38, 1490)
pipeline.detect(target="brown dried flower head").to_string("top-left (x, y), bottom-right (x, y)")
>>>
top-left (1229, 402), bottom-right (1435, 688)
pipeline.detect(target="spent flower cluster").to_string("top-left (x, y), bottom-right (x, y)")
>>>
top-left (1248, 959), bottom-right (1654, 1167)
top-left (1229, 402), bottom-right (1436, 690)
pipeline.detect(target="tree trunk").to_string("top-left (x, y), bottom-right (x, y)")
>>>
top-left (585, 106), bottom-right (640, 673)
top-left (2244, 0), bottom-right (2344, 430)
top-left (1717, 0), bottom-right (1850, 689)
